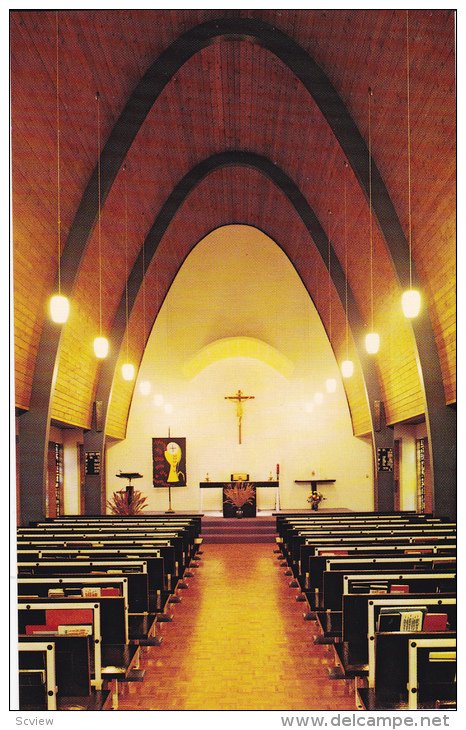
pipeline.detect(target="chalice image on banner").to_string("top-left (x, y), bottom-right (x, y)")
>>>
top-left (164, 441), bottom-right (185, 483)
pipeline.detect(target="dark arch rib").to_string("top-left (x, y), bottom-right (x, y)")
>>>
top-left (20, 17), bottom-right (454, 524)
top-left (84, 152), bottom-right (394, 514)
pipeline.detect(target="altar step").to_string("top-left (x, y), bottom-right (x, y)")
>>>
top-left (201, 516), bottom-right (277, 544)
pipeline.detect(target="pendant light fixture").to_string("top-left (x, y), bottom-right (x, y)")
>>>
top-left (364, 87), bottom-right (380, 355)
top-left (93, 91), bottom-right (109, 359)
top-left (139, 232), bottom-right (151, 395)
top-left (121, 165), bottom-right (135, 381)
top-left (401, 10), bottom-right (422, 319)
top-left (341, 161), bottom-right (354, 378)
top-left (49, 11), bottom-right (70, 324)
top-left (325, 210), bottom-right (337, 393)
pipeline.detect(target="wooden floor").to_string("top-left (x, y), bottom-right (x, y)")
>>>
top-left (118, 543), bottom-right (356, 711)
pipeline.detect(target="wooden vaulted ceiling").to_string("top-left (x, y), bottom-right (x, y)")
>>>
top-left (11, 9), bottom-right (455, 439)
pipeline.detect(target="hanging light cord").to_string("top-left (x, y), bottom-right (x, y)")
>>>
top-left (344, 162), bottom-right (349, 360)
top-left (55, 11), bottom-right (61, 295)
top-left (124, 165), bottom-right (129, 362)
top-left (406, 10), bottom-right (413, 289)
top-left (142, 236), bottom-right (146, 345)
top-left (142, 256), bottom-right (147, 345)
top-left (96, 91), bottom-right (102, 337)
top-left (327, 209), bottom-right (332, 341)
top-left (368, 87), bottom-right (374, 331)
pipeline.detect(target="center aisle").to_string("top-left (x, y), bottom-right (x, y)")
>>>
top-left (119, 543), bottom-right (355, 711)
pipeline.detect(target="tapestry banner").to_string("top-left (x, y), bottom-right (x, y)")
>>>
top-left (152, 437), bottom-right (187, 487)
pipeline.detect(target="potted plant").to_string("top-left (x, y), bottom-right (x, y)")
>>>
top-left (223, 481), bottom-right (255, 518)
top-left (307, 490), bottom-right (326, 511)
top-left (107, 488), bottom-right (148, 515)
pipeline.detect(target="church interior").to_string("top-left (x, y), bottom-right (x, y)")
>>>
top-left (11, 9), bottom-right (456, 713)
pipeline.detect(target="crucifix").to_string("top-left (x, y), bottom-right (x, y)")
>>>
top-left (224, 389), bottom-right (255, 444)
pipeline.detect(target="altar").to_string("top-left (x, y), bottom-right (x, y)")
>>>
top-left (199, 481), bottom-right (279, 517)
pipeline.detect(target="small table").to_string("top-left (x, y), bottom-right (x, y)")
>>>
top-left (295, 479), bottom-right (336, 491)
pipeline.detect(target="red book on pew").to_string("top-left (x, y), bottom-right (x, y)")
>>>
top-left (24, 625), bottom-right (57, 635)
top-left (101, 587), bottom-right (120, 596)
top-left (45, 609), bottom-right (94, 629)
top-left (390, 584), bottom-right (410, 593)
top-left (423, 613), bottom-right (449, 631)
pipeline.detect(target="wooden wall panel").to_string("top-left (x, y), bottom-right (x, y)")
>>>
top-left (11, 10), bottom-right (455, 434)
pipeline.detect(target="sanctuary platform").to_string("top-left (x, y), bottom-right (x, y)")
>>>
top-left (201, 515), bottom-right (277, 544)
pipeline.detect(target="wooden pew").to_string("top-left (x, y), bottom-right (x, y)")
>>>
top-left (308, 554), bottom-right (456, 609)
top-left (366, 597), bottom-right (457, 688)
top-left (276, 513), bottom-right (450, 554)
top-left (20, 594), bottom-right (141, 709)
top-left (17, 547), bottom-right (171, 597)
top-left (18, 601), bottom-right (103, 690)
top-left (16, 560), bottom-right (162, 613)
top-left (406, 637), bottom-right (456, 709)
top-left (18, 576), bottom-right (161, 646)
top-left (313, 570), bottom-right (455, 647)
top-left (296, 529), bottom-right (455, 575)
top-left (18, 636), bottom-right (113, 710)
top-left (18, 641), bottom-right (57, 711)
top-left (357, 629), bottom-right (456, 710)
top-left (323, 566), bottom-right (456, 612)
top-left (18, 530), bottom-right (188, 584)
top-left (332, 593), bottom-right (456, 680)
top-left (279, 518), bottom-right (455, 569)
top-left (28, 515), bottom-right (202, 565)
top-left (297, 538), bottom-right (455, 591)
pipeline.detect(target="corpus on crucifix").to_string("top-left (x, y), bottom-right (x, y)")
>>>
top-left (224, 389), bottom-right (255, 444)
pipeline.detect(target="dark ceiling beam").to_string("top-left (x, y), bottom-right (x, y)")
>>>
top-left (20, 17), bottom-right (454, 525)
top-left (84, 151), bottom-right (394, 514)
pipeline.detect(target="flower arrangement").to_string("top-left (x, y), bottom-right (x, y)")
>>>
top-left (107, 488), bottom-right (148, 515)
top-left (223, 481), bottom-right (255, 517)
top-left (307, 490), bottom-right (326, 510)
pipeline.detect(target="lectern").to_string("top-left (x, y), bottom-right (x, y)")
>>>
top-left (115, 472), bottom-right (143, 505)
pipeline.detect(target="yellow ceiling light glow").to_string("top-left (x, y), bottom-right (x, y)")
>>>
top-left (153, 394), bottom-right (164, 407)
top-left (401, 11), bottom-right (421, 320)
top-left (121, 164), bottom-right (136, 383)
top-left (50, 294), bottom-right (70, 324)
top-left (365, 332), bottom-right (380, 355)
top-left (341, 160), bottom-right (354, 378)
top-left (93, 90), bottom-right (109, 358)
top-left (94, 336), bottom-right (109, 359)
top-left (402, 289), bottom-right (421, 318)
top-left (364, 87), bottom-right (380, 356)
top-left (325, 378), bottom-right (337, 393)
top-left (183, 336), bottom-right (294, 379)
top-left (50, 13), bottom-right (70, 324)
top-left (122, 363), bottom-right (135, 381)
top-left (341, 359), bottom-right (354, 378)
top-left (139, 380), bottom-right (151, 396)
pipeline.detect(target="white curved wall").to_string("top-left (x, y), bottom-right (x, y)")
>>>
top-left (107, 225), bottom-right (373, 512)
